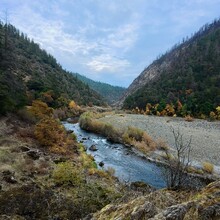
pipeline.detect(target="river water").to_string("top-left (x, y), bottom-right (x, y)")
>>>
top-left (63, 122), bottom-right (166, 189)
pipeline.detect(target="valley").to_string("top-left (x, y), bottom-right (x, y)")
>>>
top-left (0, 4), bottom-right (220, 219)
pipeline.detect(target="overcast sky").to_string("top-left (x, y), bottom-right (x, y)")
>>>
top-left (1, 0), bottom-right (220, 87)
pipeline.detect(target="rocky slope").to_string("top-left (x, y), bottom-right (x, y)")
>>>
top-left (117, 57), bottom-right (171, 107)
top-left (0, 114), bottom-right (121, 219)
top-left (92, 180), bottom-right (220, 220)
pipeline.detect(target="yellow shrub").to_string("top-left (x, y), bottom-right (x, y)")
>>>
top-left (123, 127), bottom-right (156, 153)
top-left (165, 104), bottom-right (175, 116)
top-left (69, 100), bottom-right (77, 109)
top-left (202, 162), bottom-right (214, 174)
top-left (34, 117), bottom-right (68, 153)
top-left (184, 115), bottom-right (194, 122)
top-left (209, 111), bottom-right (216, 120)
top-left (52, 162), bottom-right (83, 186)
top-left (29, 100), bottom-right (53, 120)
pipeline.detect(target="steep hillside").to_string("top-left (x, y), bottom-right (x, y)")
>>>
top-left (122, 19), bottom-right (220, 116)
top-left (0, 21), bottom-right (105, 115)
top-left (74, 73), bottom-right (126, 104)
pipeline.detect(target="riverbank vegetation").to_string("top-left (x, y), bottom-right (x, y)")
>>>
top-left (0, 102), bottom-right (124, 219)
top-left (129, 103), bottom-right (220, 121)
top-left (79, 111), bottom-right (168, 155)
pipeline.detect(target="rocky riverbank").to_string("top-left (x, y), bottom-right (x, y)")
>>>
top-left (98, 114), bottom-right (220, 170)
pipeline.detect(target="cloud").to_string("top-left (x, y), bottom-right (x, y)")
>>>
top-left (2, 0), bottom-right (220, 87)
top-left (87, 54), bottom-right (130, 72)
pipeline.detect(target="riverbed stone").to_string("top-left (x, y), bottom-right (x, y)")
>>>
top-left (99, 161), bottom-right (104, 167)
top-left (89, 145), bottom-right (98, 151)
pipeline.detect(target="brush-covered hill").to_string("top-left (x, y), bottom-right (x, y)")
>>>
top-left (122, 19), bottom-right (220, 117)
top-left (0, 21), bottom-right (105, 115)
top-left (73, 73), bottom-right (126, 104)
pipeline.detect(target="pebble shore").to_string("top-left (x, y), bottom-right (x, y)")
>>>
top-left (99, 114), bottom-right (220, 167)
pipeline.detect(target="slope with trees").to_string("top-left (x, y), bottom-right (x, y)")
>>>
top-left (74, 73), bottom-right (126, 104)
top-left (0, 21), bottom-right (105, 115)
top-left (123, 19), bottom-right (220, 117)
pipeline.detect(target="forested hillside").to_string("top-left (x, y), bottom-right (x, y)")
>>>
top-left (123, 19), bottom-right (220, 117)
top-left (0, 21), bottom-right (105, 115)
top-left (74, 73), bottom-right (125, 104)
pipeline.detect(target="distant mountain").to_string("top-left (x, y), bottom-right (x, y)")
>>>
top-left (122, 18), bottom-right (220, 116)
top-left (0, 21), bottom-right (105, 114)
top-left (73, 73), bottom-right (126, 104)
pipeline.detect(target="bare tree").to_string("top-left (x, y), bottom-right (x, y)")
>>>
top-left (162, 127), bottom-right (192, 189)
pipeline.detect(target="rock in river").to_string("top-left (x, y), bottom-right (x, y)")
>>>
top-left (89, 145), bottom-right (98, 151)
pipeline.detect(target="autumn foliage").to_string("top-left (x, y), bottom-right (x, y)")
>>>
top-left (28, 100), bottom-right (75, 154)
top-left (29, 100), bottom-right (53, 120)
top-left (34, 117), bottom-right (71, 153)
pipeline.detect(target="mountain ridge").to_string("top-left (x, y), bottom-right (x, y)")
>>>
top-left (0, 21), bottom-right (105, 114)
top-left (73, 73), bottom-right (126, 104)
top-left (121, 18), bottom-right (220, 116)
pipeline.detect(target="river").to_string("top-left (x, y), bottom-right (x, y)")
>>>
top-left (63, 122), bottom-right (166, 189)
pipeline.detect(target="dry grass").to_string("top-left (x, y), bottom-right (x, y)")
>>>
top-left (184, 115), bottom-right (194, 122)
top-left (187, 166), bottom-right (204, 175)
top-left (80, 112), bottom-right (158, 155)
top-left (202, 162), bottom-right (214, 173)
top-left (156, 138), bottom-right (169, 151)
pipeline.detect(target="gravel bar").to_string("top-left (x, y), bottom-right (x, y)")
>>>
top-left (99, 114), bottom-right (220, 167)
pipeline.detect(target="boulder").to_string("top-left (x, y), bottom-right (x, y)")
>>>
top-left (27, 150), bottom-right (40, 160)
top-left (162, 203), bottom-right (193, 220)
top-left (99, 161), bottom-right (104, 167)
top-left (20, 146), bottom-right (30, 152)
top-left (89, 145), bottom-right (98, 151)
top-left (2, 170), bottom-right (17, 184)
top-left (198, 203), bottom-right (220, 220)
top-left (131, 201), bottom-right (157, 219)
top-left (130, 181), bottom-right (155, 194)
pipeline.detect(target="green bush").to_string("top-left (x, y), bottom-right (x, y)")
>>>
top-left (52, 161), bottom-right (83, 186)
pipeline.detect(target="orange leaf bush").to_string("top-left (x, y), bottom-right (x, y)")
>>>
top-left (34, 117), bottom-right (70, 154)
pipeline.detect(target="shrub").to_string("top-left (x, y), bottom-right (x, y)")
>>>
top-left (102, 124), bottom-right (120, 142)
top-left (17, 107), bottom-right (37, 123)
top-left (34, 117), bottom-right (69, 153)
top-left (80, 152), bottom-right (97, 169)
top-left (79, 112), bottom-right (120, 142)
top-left (122, 127), bottom-right (156, 153)
top-left (161, 127), bottom-right (192, 189)
top-left (209, 111), bottom-right (217, 121)
top-left (184, 115), bottom-right (194, 122)
top-left (202, 162), bottom-right (214, 174)
top-left (79, 112), bottom-right (93, 130)
top-left (142, 132), bottom-right (156, 150)
top-left (52, 161), bottom-right (83, 186)
top-left (29, 100), bottom-right (53, 120)
top-left (124, 126), bottom-right (144, 142)
top-left (156, 138), bottom-right (169, 151)
top-left (132, 140), bottom-right (150, 154)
